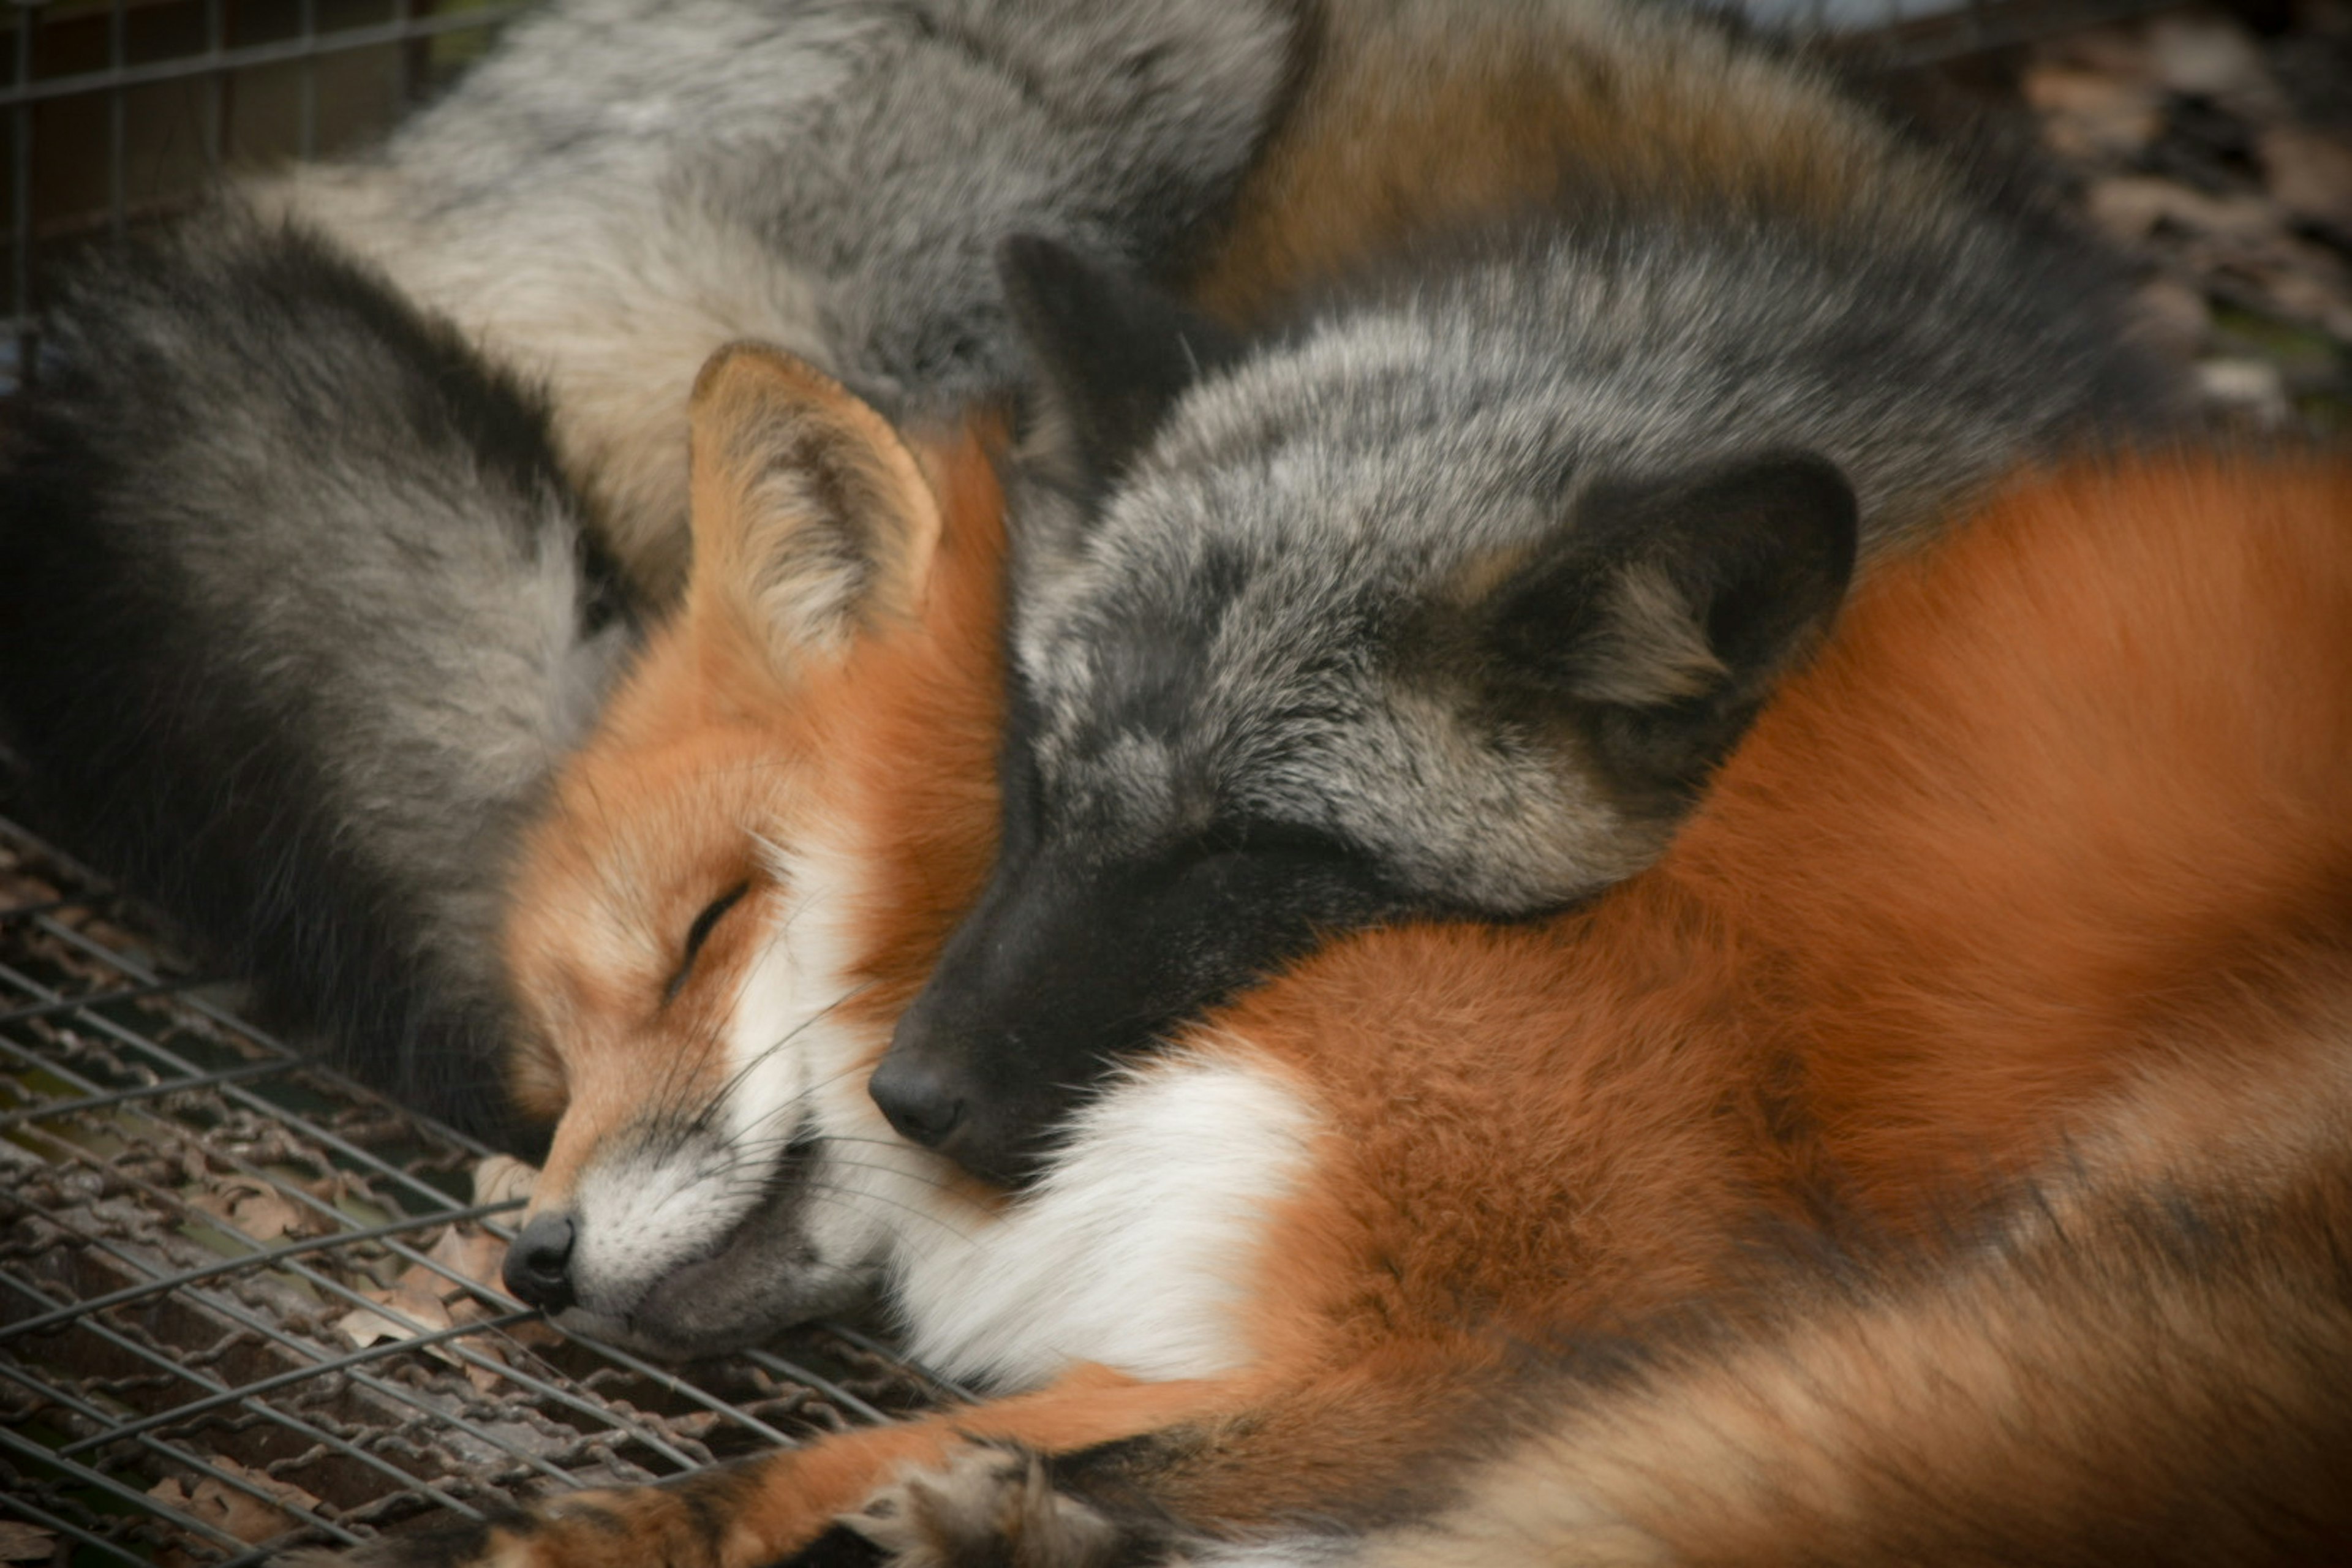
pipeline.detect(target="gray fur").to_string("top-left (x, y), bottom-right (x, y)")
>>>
top-left (271, 0), bottom-right (1300, 596)
top-left (875, 0), bottom-right (2187, 1177)
top-left (1012, 137), bottom-right (2180, 921)
top-left (0, 211), bottom-right (630, 1144)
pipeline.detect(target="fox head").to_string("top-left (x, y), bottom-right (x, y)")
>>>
top-left (873, 236), bottom-right (1859, 1185)
top-left (498, 343), bottom-right (1005, 1354)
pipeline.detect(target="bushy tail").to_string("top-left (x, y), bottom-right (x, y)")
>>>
top-left (1223, 1021), bottom-right (2352, 1568)
top-left (0, 209), bottom-right (636, 1151)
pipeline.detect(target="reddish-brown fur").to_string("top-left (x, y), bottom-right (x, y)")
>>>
top-left (1189, 0), bottom-right (1969, 323)
top-left (500, 354), bottom-right (1008, 1214)
top-left (405, 447), bottom-right (2352, 1568)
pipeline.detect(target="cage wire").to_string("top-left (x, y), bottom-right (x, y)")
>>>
top-left (0, 0), bottom-right (2203, 1561)
top-left (0, 793), bottom-right (973, 1565)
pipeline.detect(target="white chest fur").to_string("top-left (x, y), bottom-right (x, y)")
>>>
top-left (881, 1048), bottom-right (1321, 1391)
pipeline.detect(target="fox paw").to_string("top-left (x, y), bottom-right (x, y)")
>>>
top-left (839, 1446), bottom-right (1125, 1568)
top-left (273, 1478), bottom-right (750, 1568)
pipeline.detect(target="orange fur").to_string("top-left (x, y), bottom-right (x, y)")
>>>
top-left (483, 408), bottom-right (2352, 1566)
top-left (1189, 0), bottom-right (1969, 322)
top-left (500, 358), bottom-right (1007, 1216)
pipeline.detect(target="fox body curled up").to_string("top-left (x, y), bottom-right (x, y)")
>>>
top-left (878, 0), bottom-right (2185, 1180)
top-left (403, 338), bottom-right (2350, 1565)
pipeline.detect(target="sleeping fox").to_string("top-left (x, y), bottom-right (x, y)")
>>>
top-left (312, 347), bottom-right (2352, 1567)
top-left (878, 0), bottom-right (2187, 1182)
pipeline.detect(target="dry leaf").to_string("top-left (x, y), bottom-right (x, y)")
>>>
top-left (2087, 176), bottom-right (2278, 244)
top-left (429, 1221), bottom-right (508, 1293)
top-left (334, 1277), bottom-right (454, 1352)
top-left (2024, 65), bottom-right (2160, 159)
top-left (0, 1522), bottom-right (55, 1562)
top-left (147, 1458), bottom-right (322, 1545)
top-left (2147, 14), bottom-right (2274, 103)
top-left (186, 1177), bottom-right (312, 1245)
top-left (2196, 357), bottom-right (2293, 424)
top-left (2130, 276), bottom-right (2212, 361)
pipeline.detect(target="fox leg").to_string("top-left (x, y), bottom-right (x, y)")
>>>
top-left (290, 1367), bottom-right (1229, 1568)
top-left (821, 1358), bottom-right (1503, 1568)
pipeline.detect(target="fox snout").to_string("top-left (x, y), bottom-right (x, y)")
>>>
top-left (501, 1211), bottom-right (579, 1312)
top-left (875, 973), bottom-right (1095, 1188)
top-left (879, 837), bottom-right (1392, 1184)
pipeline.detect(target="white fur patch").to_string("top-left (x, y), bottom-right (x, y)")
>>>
top-left (886, 1043), bottom-right (1322, 1390)
top-left (545, 816), bottom-right (1322, 1385)
top-left (559, 830), bottom-right (897, 1322)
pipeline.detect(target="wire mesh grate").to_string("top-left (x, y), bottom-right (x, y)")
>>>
top-left (2, 0), bottom-right (530, 384)
top-left (0, 797), bottom-right (954, 1566)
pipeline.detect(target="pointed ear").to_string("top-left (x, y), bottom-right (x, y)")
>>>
top-left (999, 234), bottom-right (1243, 497)
top-left (1486, 450), bottom-right (1858, 799)
top-left (685, 342), bottom-right (943, 664)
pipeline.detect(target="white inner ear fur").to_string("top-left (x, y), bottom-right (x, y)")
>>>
top-left (1572, 561), bottom-right (1727, 706)
top-left (698, 356), bottom-right (944, 657)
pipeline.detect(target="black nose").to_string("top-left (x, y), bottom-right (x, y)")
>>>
top-left (501, 1212), bottom-right (578, 1312)
top-left (868, 1051), bottom-right (966, 1149)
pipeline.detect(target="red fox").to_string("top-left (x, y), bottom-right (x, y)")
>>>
top-left (311, 347), bottom-right (2352, 1568)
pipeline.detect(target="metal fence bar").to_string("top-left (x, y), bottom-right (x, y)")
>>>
top-left (0, 6), bottom-right (532, 113)
top-left (1, 1198), bottom-right (526, 1344)
top-left (6, 1171), bottom-right (625, 1499)
top-left (0, 976), bottom-right (230, 1030)
top-left (6, 1178), bottom-right (606, 1502)
top-left (0, 1054), bottom-right (287, 1125)
top-left (0, 846), bottom-right (884, 1542)
top-left (0, 1427), bottom-right (255, 1556)
top-left (0, 1317), bottom-right (383, 1545)
top-left (0, 1487), bottom-right (164, 1568)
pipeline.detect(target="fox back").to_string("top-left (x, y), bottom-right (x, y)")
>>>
top-left (268, 0), bottom-right (1300, 598)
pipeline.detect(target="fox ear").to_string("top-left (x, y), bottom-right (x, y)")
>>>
top-left (1000, 234), bottom-right (1242, 499)
top-left (1485, 450), bottom-right (1858, 800)
top-left (685, 342), bottom-right (943, 663)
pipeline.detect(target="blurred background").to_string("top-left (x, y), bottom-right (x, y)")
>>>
top-left (1, 0), bottom-right (2346, 429)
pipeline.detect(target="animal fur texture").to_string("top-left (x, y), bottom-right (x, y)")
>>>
top-left (0, 0), bottom-right (1296, 1140)
top-left (879, 0), bottom-right (2191, 1182)
top-left (881, 1050), bottom-right (2352, 1568)
top-left (414, 343), bottom-right (2350, 1565)
top-left (0, 216), bottom-right (633, 1147)
top-left (260, 0), bottom-right (1298, 600)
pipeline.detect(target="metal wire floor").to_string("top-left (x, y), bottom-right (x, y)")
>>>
top-left (0, 805), bottom-right (951, 1567)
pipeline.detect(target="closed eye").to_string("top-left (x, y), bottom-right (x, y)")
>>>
top-left (1202, 820), bottom-right (1357, 865)
top-left (664, 881), bottom-right (750, 1005)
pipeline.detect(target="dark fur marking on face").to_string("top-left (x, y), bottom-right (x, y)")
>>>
top-left (1001, 235), bottom-right (1244, 503)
